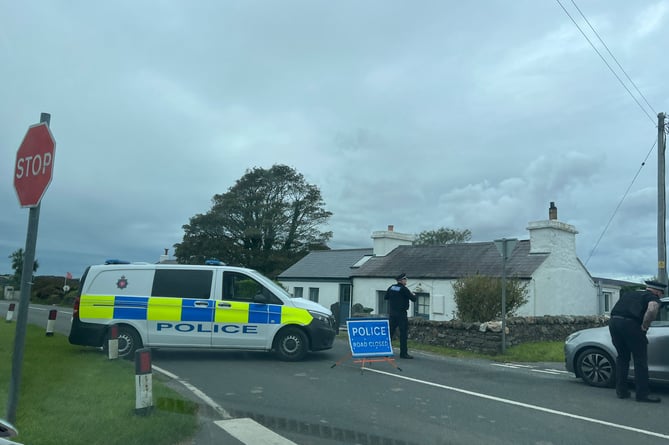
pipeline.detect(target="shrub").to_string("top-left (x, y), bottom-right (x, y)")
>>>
top-left (453, 274), bottom-right (528, 322)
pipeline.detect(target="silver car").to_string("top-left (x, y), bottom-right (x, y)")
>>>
top-left (564, 297), bottom-right (669, 387)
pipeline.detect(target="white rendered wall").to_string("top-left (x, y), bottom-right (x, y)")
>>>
top-left (522, 220), bottom-right (597, 315)
top-left (352, 277), bottom-right (461, 321)
top-left (279, 280), bottom-right (342, 310)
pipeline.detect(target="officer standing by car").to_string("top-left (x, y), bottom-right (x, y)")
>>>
top-left (385, 273), bottom-right (417, 359)
top-left (609, 280), bottom-right (664, 403)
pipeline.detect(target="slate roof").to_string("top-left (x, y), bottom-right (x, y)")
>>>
top-left (592, 276), bottom-right (641, 288)
top-left (350, 240), bottom-right (548, 280)
top-left (278, 248), bottom-right (373, 280)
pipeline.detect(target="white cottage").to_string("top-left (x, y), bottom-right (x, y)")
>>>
top-left (279, 204), bottom-right (629, 323)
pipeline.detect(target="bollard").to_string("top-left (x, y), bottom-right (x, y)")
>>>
top-left (45, 309), bottom-right (57, 336)
top-left (5, 303), bottom-right (15, 323)
top-left (108, 325), bottom-right (119, 360)
top-left (134, 348), bottom-right (153, 415)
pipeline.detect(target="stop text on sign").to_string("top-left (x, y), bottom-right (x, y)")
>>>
top-left (15, 153), bottom-right (53, 179)
top-left (14, 121), bottom-right (56, 208)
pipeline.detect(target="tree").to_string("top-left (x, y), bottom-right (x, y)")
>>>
top-left (413, 227), bottom-right (472, 246)
top-left (174, 165), bottom-right (333, 277)
top-left (8, 248), bottom-right (39, 288)
top-left (452, 274), bottom-right (528, 322)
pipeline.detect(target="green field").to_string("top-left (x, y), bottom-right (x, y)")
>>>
top-left (0, 322), bottom-right (198, 445)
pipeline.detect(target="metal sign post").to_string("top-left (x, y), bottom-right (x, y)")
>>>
top-left (6, 113), bottom-right (55, 424)
top-left (495, 238), bottom-right (518, 354)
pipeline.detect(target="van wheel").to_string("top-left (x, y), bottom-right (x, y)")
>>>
top-left (274, 328), bottom-right (308, 361)
top-left (117, 326), bottom-right (142, 360)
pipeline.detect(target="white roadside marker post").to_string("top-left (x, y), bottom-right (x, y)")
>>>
top-left (108, 325), bottom-right (118, 360)
top-left (45, 309), bottom-right (57, 336)
top-left (134, 348), bottom-right (153, 416)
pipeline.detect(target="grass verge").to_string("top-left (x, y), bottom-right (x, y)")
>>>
top-left (405, 339), bottom-right (565, 362)
top-left (0, 322), bottom-right (198, 445)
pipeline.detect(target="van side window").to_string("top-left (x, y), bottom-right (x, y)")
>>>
top-left (151, 269), bottom-right (213, 299)
top-left (223, 272), bottom-right (282, 304)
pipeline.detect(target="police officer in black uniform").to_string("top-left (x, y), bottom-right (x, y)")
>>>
top-left (385, 273), bottom-right (417, 359)
top-left (609, 280), bottom-right (664, 403)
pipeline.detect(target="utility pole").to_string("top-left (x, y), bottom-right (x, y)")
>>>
top-left (658, 112), bottom-right (667, 295)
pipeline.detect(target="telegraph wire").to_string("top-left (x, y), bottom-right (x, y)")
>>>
top-left (570, 0), bottom-right (658, 117)
top-left (553, 1), bottom-right (663, 264)
top-left (554, 0), bottom-right (656, 126)
top-left (584, 139), bottom-right (657, 266)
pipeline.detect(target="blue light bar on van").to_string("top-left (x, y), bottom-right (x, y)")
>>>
top-left (105, 259), bottom-right (131, 265)
top-left (204, 259), bottom-right (225, 266)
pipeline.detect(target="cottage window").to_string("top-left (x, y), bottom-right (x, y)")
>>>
top-left (293, 287), bottom-right (303, 298)
top-left (309, 287), bottom-right (319, 303)
top-left (603, 291), bottom-right (612, 313)
top-left (414, 292), bottom-right (430, 319)
top-left (377, 290), bottom-right (388, 315)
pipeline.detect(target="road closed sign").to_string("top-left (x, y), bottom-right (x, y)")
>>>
top-left (346, 318), bottom-right (393, 358)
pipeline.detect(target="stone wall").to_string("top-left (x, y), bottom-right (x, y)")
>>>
top-left (406, 315), bottom-right (610, 355)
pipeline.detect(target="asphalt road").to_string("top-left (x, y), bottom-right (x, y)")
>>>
top-left (5, 301), bottom-right (669, 445)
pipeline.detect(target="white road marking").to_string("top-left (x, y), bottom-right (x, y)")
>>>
top-left (154, 367), bottom-right (299, 444)
top-left (153, 366), bottom-right (232, 419)
top-left (214, 418), bottom-right (298, 445)
top-left (16, 305), bottom-right (72, 316)
top-left (491, 363), bottom-right (523, 369)
top-left (531, 369), bottom-right (567, 375)
top-left (502, 363), bottom-right (533, 368)
top-left (492, 362), bottom-right (567, 375)
top-left (365, 367), bottom-right (669, 441)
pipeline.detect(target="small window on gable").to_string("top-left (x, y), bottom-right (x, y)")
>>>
top-left (309, 287), bottom-right (319, 303)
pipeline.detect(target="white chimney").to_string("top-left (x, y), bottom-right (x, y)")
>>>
top-left (371, 226), bottom-right (414, 256)
top-left (159, 248), bottom-right (170, 263)
top-left (527, 203), bottom-right (578, 260)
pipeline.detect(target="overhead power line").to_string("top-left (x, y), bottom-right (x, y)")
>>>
top-left (552, 2), bottom-right (665, 266)
top-left (569, 0), bottom-right (658, 117)
top-left (555, 0), bottom-right (657, 126)
top-left (585, 139), bottom-right (657, 266)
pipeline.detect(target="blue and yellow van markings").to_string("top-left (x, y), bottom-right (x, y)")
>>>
top-left (80, 295), bottom-right (314, 326)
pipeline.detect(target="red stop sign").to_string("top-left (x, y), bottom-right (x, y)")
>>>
top-left (14, 123), bottom-right (56, 208)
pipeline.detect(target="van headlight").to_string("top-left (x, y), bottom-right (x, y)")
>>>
top-left (308, 310), bottom-right (332, 326)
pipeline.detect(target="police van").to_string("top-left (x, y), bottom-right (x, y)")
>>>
top-left (68, 261), bottom-right (337, 361)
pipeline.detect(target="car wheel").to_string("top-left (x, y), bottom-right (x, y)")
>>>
top-left (115, 326), bottom-right (142, 360)
top-left (274, 327), bottom-right (308, 361)
top-left (576, 347), bottom-right (615, 387)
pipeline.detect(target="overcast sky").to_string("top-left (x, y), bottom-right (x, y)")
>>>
top-left (2, 1), bottom-right (668, 282)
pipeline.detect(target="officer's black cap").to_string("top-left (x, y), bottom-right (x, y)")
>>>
top-left (396, 273), bottom-right (407, 281)
top-left (645, 280), bottom-right (667, 291)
